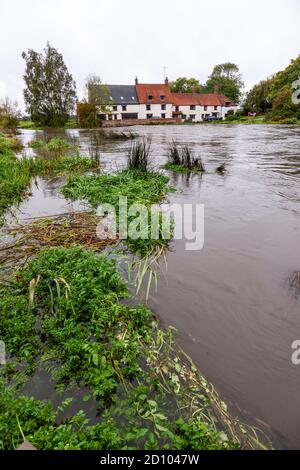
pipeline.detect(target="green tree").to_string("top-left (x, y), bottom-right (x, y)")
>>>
top-left (169, 77), bottom-right (203, 93)
top-left (269, 55), bottom-right (300, 119)
top-left (203, 62), bottom-right (244, 103)
top-left (85, 74), bottom-right (111, 113)
top-left (22, 43), bottom-right (77, 127)
top-left (0, 98), bottom-right (21, 130)
top-left (243, 78), bottom-right (274, 114)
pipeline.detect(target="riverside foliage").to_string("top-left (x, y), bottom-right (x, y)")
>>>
top-left (0, 246), bottom-right (242, 450)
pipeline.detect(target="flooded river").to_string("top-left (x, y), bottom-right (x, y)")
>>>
top-left (18, 124), bottom-right (300, 449)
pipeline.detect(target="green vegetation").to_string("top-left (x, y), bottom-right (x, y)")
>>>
top-left (64, 118), bottom-right (78, 129)
top-left (224, 114), bottom-right (300, 125)
top-left (0, 246), bottom-right (258, 450)
top-left (203, 63), bottom-right (243, 103)
top-left (18, 119), bottom-right (78, 130)
top-left (29, 137), bottom-right (72, 151)
top-left (62, 169), bottom-right (174, 256)
top-left (33, 154), bottom-right (99, 176)
top-left (18, 119), bottom-right (39, 129)
top-left (170, 63), bottom-right (243, 103)
top-left (76, 102), bottom-right (98, 128)
top-left (0, 135), bottom-right (268, 451)
top-left (22, 42), bottom-right (77, 127)
top-left (127, 140), bottom-right (152, 172)
top-left (0, 135), bottom-right (33, 216)
top-left (0, 98), bottom-right (21, 131)
top-left (243, 56), bottom-right (300, 122)
top-left (170, 77), bottom-right (203, 93)
top-left (162, 141), bottom-right (205, 173)
top-left (0, 134), bottom-right (98, 218)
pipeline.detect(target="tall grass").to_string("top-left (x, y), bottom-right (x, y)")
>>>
top-left (165, 141), bottom-right (205, 173)
top-left (127, 139), bottom-right (152, 172)
top-left (0, 134), bottom-right (100, 219)
top-left (167, 140), bottom-right (181, 165)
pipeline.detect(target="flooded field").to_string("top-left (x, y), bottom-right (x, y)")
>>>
top-left (16, 124), bottom-right (300, 449)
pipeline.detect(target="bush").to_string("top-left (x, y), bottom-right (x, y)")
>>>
top-left (77, 102), bottom-right (97, 128)
top-left (0, 99), bottom-right (21, 130)
top-left (280, 117), bottom-right (298, 124)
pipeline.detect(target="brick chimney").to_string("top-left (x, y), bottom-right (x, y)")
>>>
top-left (135, 76), bottom-right (138, 85)
top-left (214, 85), bottom-right (219, 95)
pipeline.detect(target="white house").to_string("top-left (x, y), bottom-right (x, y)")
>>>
top-left (88, 78), bottom-right (237, 123)
top-left (172, 92), bottom-right (237, 122)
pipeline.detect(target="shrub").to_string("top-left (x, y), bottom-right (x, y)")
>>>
top-left (0, 99), bottom-right (21, 130)
top-left (77, 102), bottom-right (97, 128)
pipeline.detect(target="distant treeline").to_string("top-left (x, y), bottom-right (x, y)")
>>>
top-left (243, 56), bottom-right (300, 121)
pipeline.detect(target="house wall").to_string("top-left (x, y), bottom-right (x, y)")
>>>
top-left (97, 103), bottom-right (237, 122)
top-left (173, 105), bottom-right (238, 121)
top-left (138, 103), bottom-right (173, 120)
top-left (103, 104), bottom-right (140, 120)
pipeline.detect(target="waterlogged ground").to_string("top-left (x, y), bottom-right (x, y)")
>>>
top-left (16, 124), bottom-right (300, 449)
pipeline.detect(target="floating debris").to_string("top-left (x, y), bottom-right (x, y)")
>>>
top-left (216, 163), bottom-right (227, 175)
top-left (0, 211), bottom-right (118, 271)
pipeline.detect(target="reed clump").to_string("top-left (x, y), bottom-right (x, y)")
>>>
top-left (127, 139), bottom-right (152, 172)
top-left (163, 141), bottom-right (205, 173)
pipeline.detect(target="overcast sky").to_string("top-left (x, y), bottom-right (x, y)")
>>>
top-left (1, 0), bottom-right (299, 110)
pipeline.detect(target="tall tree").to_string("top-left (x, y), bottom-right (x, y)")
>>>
top-left (22, 43), bottom-right (77, 127)
top-left (203, 62), bottom-right (244, 103)
top-left (169, 77), bottom-right (203, 93)
top-left (269, 55), bottom-right (300, 118)
top-left (85, 74), bottom-right (111, 111)
top-left (243, 78), bottom-right (274, 114)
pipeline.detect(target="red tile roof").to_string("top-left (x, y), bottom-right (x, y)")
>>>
top-left (172, 93), bottom-right (201, 105)
top-left (135, 83), bottom-right (173, 104)
top-left (135, 83), bottom-right (236, 106)
top-left (172, 92), bottom-right (235, 106)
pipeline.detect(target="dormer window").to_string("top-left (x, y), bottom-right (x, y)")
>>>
top-left (148, 95), bottom-right (153, 100)
top-left (160, 95), bottom-right (165, 101)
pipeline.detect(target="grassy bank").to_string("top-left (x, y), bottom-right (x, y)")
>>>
top-left (223, 115), bottom-right (300, 125)
top-left (0, 134), bottom-right (99, 219)
top-left (0, 246), bottom-right (264, 450)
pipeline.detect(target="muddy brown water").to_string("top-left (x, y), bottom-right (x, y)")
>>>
top-left (15, 124), bottom-right (300, 449)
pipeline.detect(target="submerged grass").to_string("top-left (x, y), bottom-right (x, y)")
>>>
top-left (29, 137), bottom-right (72, 152)
top-left (0, 134), bottom-right (100, 220)
top-left (0, 135), bottom-right (33, 217)
top-left (62, 169), bottom-right (175, 257)
top-left (0, 247), bottom-right (267, 450)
